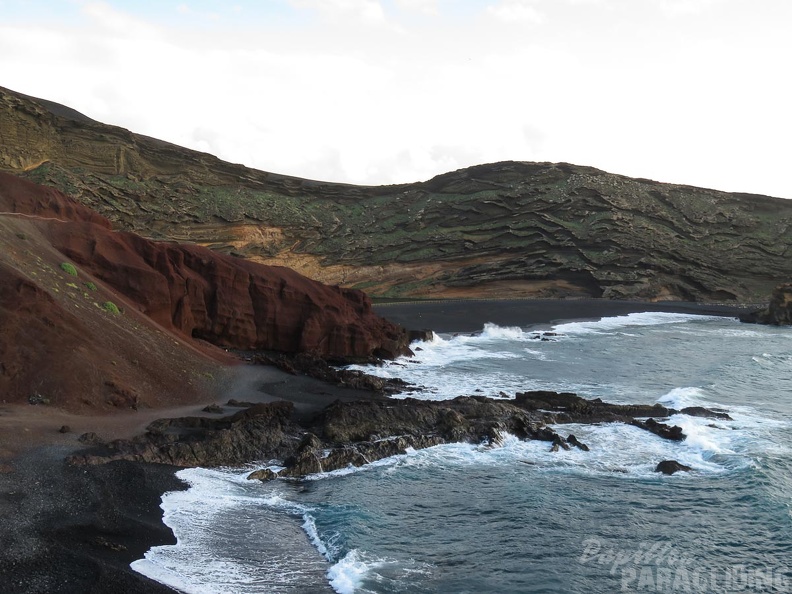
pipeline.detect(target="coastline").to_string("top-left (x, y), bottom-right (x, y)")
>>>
top-left (0, 298), bottom-right (762, 593)
top-left (373, 298), bottom-right (756, 333)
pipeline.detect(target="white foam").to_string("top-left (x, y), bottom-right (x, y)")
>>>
top-left (131, 467), bottom-right (334, 594)
top-left (383, 426), bottom-right (727, 479)
top-left (347, 324), bottom-right (533, 401)
top-left (553, 312), bottom-right (717, 336)
top-left (327, 549), bottom-right (384, 594)
top-left (656, 386), bottom-right (709, 409)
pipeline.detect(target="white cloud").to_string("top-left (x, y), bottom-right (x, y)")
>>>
top-left (176, 3), bottom-right (221, 21)
top-left (395, 0), bottom-right (439, 15)
top-left (487, 0), bottom-right (546, 24)
top-left (289, 0), bottom-right (386, 24)
top-left (652, 0), bottom-right (725, 16)
top-left (0, 0), bottom-right (790, 197)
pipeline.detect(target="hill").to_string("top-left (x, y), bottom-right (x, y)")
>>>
top-left (0, 172), bottom-right (408, 412)
top-left (2, 85), bottom-right (790, 302)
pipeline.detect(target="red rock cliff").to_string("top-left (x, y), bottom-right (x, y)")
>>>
top-left (0, 173), bottom-right (409, 360)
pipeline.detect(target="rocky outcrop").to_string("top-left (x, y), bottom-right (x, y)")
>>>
top-left (253, 352), bottom-right (413, 392)
top-left (67, 391), bottom-right (729, 477)
top-left (0, 172), bottom-right (410, 361)
top-left (69, 402), bottom-right (301, 467)
top-left (3, 87), bottom-right (790, 302)
top-left (740, 283), bottom-right (792, 326)
top-left (655, 460), bottom-right (693, 475)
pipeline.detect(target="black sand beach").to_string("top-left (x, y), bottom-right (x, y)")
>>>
top-left (374, 298), bottom-right (754, 334)
top-left (0, 299), bottom-right (762, 593)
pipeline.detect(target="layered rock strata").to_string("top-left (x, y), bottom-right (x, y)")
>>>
top-left (2, 87), bottom-right (791, 302)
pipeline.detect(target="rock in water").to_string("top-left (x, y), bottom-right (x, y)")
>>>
top-left (567, 434), bottom-right (590, 451)
top-left (655, 460), bottom-right (693, 475)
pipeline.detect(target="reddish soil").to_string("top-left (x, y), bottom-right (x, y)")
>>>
top-left (0, 173), bottom-right (408, 422)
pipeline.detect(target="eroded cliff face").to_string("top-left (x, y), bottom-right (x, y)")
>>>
top-left (0, 172), bottom-right (409, 410)
top-left (3, 86), bottom-right (791, 302)
top-left (740, 283), bottom-right (792, 326)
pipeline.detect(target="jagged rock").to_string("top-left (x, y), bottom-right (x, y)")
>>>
top-left (247, 468), bottom-right (279, 481)
top-left (679, 406), bottom-right (732, 421)
top-left (513, 391), bottom-right (674, 423)
top-left (202, 404), bottom-right (224, 414)
top-left (408, 329), bottom-right (433, 343)
top-left (257, 352), bottom-right (412, 393)
top-left (551, 435), bottom-right (571, 451)
top-left (67, 401), bottom-right (299, 467)
top-left (655, 460), bottom-right (693, 475)
top-left (567, 434), bottom-right (590, 451)
top-left (66, 391), bottom-right (731, 478)
top-left (740, 283), bottom-right (792, 326)
top-left (58, 425), bottom-right (71, 434)
top-left (632, 418), bottom-right (685, 441)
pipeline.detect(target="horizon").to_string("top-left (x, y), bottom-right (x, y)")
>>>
top-left (1, 1), bottom-right (790, 199)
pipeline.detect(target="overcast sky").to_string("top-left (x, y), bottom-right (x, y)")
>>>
top-left (1, 0), bottom-right (790, 197)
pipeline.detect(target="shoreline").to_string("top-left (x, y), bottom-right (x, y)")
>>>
top-left (0, 298), bottom-right (761, 593)
top-left (374, 298), bottom-right (756, 334)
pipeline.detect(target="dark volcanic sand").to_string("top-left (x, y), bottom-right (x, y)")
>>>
top-left (0, 299), bottom-right (762, 593)
top-left (374, 298), bottom-right (755, 333)
top-left (0, 447), bottom-right (182, 594)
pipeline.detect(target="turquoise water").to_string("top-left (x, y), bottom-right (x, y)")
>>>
top-left (134, 313), bottom-right (792, 593)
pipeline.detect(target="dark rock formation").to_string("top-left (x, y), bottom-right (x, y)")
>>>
top-left (2, 86), bottom-right (790, 302)
top-left (67, 402), bottom-right (301, 467)
top-left (567, 434), bottom-right (590, 451)
top-left (740, 283), bottom-right (792, 326)
top-left (514, 391), bottom-right (674, 423)
top-left (655, 460), bottom-right (693, 475)
top-left (254, 352), bottom-right (413, 393)
top-left (631, 418), bottom-right (685, 441)
top-left (67, 391), bottom-right (729, 477)
top-left (679, 406), bottom-right (732, 421)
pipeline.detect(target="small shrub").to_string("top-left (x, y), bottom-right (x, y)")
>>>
top-left (102, 301), bottom-right (121, 315)
top-left (60, 262), bottom-right (78, 276)
top-left (84, 282), bottom-right (97, 291)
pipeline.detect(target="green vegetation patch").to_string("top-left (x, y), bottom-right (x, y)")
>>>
top-left (60, 262), bottom-right (78, 276)
top-left (102, 301), bottom-right (121, 315)
top-left (84, 282), bottom-right (98, 291)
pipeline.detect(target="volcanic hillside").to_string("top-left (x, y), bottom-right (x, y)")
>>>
top-left (0, 173), bottom-right (408, 412)
top-left (2, 86), bottom-right (791, 302)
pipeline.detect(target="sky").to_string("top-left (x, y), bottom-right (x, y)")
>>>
top-left (1, 0), bottom-right (791, 198)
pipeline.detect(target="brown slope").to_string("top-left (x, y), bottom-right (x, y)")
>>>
top-left (0, 173), bottom-right (409, 412)
top-left (2, 86), bottom-right (792, 301)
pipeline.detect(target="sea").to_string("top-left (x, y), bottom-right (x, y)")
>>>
top-left (132, 312), bottom-right (792, 593)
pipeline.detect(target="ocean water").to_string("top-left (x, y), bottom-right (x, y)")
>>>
top-left (133, 312), bottom-right (792, 593)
